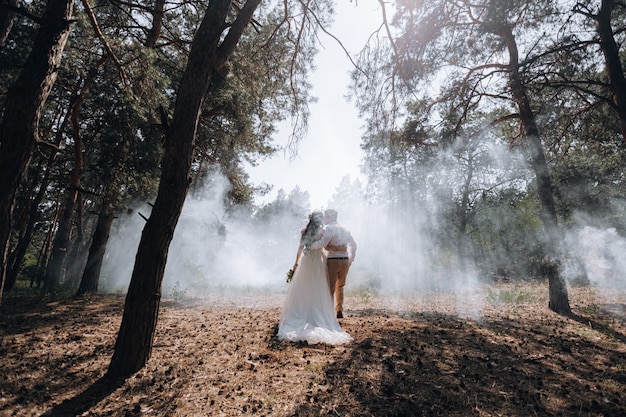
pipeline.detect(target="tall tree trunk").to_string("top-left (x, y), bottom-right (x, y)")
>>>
top-left (63, 211), bottom-right (87, 291)
top-left (107, 0), bottom-right (261, 379)
top-left (5, 157), bottom-right (44, 291)
top-left (42, 195), bottom-right (75, 289)
top-left (75, 138), bottom-right (123, 295)
top-left (76, 202), bottom-right (114, 295)
top-left (9, 85), bottom-right (72, 291)
top-left (596, 0), bottom-right (626, 144)
top-left (5, 156), bottom-right (55, 291)
top-left (457, 149), bottom-right (474, 266)
top-left (42, 185), bottom-right (79, 289)
top-left (0, 0), bottom-right (74, 302)
top-left (74, 0), bottom-right (161, 296)
top-left (500, 25), bottom-right (571, 315)
top-left (34, 201), bottom-right (60, 288)
top-left (43, 77), bottom-right (86, 290)
top-left (144, 0), bottom-right (165, 49)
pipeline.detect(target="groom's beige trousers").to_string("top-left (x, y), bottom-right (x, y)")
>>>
top-left (327, 258), bottom-right (350, 313)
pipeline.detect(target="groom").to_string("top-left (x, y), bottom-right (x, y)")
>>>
top-left (308, 209), bottom-right (357, 318)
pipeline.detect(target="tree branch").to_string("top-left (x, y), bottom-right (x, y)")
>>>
top-left (0, 3), bottom-right (42, 24)
top-left (305, 3), bottom-right (367, 78)
top-left (216, 0), bottom-right (262, 67)
top-left (81, 0), bottom-right (129, 86)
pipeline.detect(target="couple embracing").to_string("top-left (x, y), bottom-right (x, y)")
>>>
top-left (277, 209), bottom-right (357, 345)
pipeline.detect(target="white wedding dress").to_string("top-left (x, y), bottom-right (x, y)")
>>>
top-left (277, 248), bottom-right (352, 345)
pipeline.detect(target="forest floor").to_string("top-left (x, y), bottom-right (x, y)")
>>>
top-left (1, 281), bottom-right (625, 417)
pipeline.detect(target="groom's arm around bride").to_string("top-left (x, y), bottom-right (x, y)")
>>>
top-left (307, 209), bottom-right (357, 318)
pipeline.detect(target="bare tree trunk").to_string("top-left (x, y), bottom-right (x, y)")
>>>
top-left (63, 211), bottom-right (88, 291)
top-left (75, 0), bottom-right (161, 296)
top-left (596, 0), bottom-right (626, 144)
top-left (501, 25), bottom-right (571, 315)
top-left (42, 185), bottom-right (78, 290)
top-left (144, 0), bottom-right (165, 49)
top-left (5, 156), bottom-right (54, 291)
top-left (0, 0), bottom-right (74, 302)
top-left (76, 202), bottom-right (114, 295)
top-left (5, 157), bottom-right (43, 291)
top-left (106, 0), bottom-right (262, 379)
top-left (34, 201), bottom-right (60, 288)
top-left (75, 139), bottom-right (123, 295)
top-left (457, 149), bottom-right (474, 266)
top-left (8, 92), bottom-right (70, 291)
top-left (43, 75), bottom-right (86, 290)
top-left (42, 207), bottom-right (72, 289)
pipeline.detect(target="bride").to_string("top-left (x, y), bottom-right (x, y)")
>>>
top-left (277, 211), bottom-right (352, 345)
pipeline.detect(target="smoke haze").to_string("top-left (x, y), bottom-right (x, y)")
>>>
top-left (101, 153), bottom-right (625, 315)
top-left (101, 172), bottom-right (302, 296)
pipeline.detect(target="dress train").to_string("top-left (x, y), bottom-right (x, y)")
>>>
top-left (277, 249), bottom-right (352, 345)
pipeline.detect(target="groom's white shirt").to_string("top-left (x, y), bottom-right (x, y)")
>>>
top-left (309, 221), bottom-right (357, 263)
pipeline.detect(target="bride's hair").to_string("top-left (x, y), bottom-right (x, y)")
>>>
top-left (301, 211), bottom-right (324, 247)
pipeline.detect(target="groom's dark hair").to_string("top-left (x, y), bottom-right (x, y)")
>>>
top-left (324, 209), bottom-right (338, 222)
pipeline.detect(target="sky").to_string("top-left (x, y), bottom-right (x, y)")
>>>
top-left (246, 1), bottom-right (383, 209)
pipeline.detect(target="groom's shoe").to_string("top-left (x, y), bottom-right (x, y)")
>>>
top-left (336, 311), bottom-right (343, 319)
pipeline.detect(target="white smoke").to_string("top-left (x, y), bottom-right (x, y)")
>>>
top-left (565, 224), bottom-right (626, 291)
top-left (99, 138), bottom-right (625, 319)
top-left (307, 175), bottom-right (486, 318)
top-left (99, 137), bottom-right (511, 317)
top-left (101, 170), bottom-right (308, 297)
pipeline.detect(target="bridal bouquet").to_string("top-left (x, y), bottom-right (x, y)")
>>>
top-left (286, 268), bottom-right (295, 283)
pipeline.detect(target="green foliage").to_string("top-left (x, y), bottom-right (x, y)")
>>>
top-left (16, 253), bottom-right (39, 283)
top-left (546, 107), bottom-right (626, 229)
top-left (487, 285), bottom-right (536, 305)
top-left (190, 1), bottom-right (327, 205)
top-left (351, 0), bottom-right (626, 284)
top-left (1, 0), bottom-right (332, 296)
top-left (168, 281), bottom-right (188, 301)
top-left (469, 190), bottom-right (545, 276)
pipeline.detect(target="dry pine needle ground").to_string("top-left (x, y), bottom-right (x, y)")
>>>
top-left (1, 282), bottom-right (625, 417)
